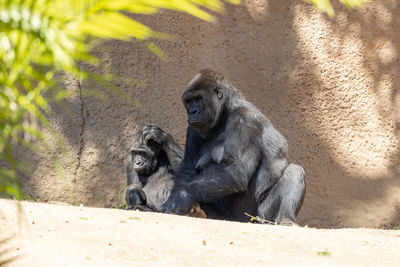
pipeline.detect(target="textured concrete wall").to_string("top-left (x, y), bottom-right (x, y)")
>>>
top-left (20, 0), bottom-right (400, 228)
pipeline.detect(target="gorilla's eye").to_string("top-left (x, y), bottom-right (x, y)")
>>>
top-left (214, 87), bottom-right (223, 99)
top-left (185, 96), bottom-right (201, 105)
top-left (138, 152), bottom-right (147, 157)
top-left (132, 151), bottom-right (147, 158)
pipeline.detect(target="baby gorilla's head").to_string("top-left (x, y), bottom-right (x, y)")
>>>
top-left (129, 132), bottom-right (161, 175)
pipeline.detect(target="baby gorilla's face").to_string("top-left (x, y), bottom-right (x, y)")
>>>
top-left (130, 147), bottom-right (157, 175)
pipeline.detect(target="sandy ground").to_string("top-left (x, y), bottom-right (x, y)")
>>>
top-left (0, 199), bottom-right (399, 267)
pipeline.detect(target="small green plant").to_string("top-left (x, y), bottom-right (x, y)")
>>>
top-left (244, 212), bottom-right (275, 224)
top-left (317, 250), bottom-right (331, 256)
top-left (116, 203), bottom-right (127, 209)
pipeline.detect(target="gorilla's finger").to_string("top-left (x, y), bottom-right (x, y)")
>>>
top-left (162, 201), bottom-right (174, 214)
top-left (174, 206), bottom-right (188, 215)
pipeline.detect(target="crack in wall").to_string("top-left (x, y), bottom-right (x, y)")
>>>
top-left (74, 71), bottom-right (86, 179)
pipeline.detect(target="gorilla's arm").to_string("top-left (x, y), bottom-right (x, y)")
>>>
top-left (162, 134), bottom-right (184, 171)
top-left (190, 145), bottom-right (260, 198)
top-left (162, 127), bottom-right (261, 214)
top-left (126, 156), bottom-right (139, 186)
top-left (174, 127), bottom-right (203, 181)
top-left (125, 156), bottom-right (146, 208)
top-left (142, 125), bottom-right (184, 171)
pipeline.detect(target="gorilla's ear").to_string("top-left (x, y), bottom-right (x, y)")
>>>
top-left (214, 87), bottom-right (223, 100)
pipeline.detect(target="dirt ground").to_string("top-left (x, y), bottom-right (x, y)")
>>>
top-left (1, 199), bottom-right (399, 266)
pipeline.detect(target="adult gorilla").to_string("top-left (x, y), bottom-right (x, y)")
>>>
top-left (162, 69), bottom-right (305, 223)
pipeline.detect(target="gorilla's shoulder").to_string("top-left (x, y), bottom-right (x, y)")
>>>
top-left (230, 100), bottom-right (265, 122)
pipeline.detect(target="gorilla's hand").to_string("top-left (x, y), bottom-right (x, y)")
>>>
top-left (125, 187), bottom-right (146, 209)
top-left (161, 188), bottom-right (194, 215)
top-left (133, 204), bottom-right (154, 212)
top-left (142, 125), bottom-right (168, 146)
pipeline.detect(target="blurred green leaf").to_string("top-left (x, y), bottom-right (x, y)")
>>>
top-left (340, 0), bottom-right (368, 9)
top-left (305, 0), bottom-right (369, 17)
top-left (305, 0), bottom-right (334, 17)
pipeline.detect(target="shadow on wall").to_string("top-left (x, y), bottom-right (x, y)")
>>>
top-left (285, 1), bottom-right (400, 228)
top-left (18, 0), bottom-right (400, 228)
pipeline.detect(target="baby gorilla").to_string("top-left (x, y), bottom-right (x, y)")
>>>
top-left (125, 125), bottom-right (206, 218)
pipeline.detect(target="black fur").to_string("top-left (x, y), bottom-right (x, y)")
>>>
top-left (125, 125), bottom-right (183, 211)
top-left (162, 69), bottom-right (306, 223)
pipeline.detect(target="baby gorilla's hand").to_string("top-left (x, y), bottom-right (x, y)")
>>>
top-left (142, 125), bottom-right (168, 146)
top-left (125, 186), bottom-right (146, 209)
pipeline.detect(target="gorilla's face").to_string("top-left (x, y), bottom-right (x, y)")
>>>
top-left (183, 92), bottom-right (208, 124)
top-left (182, 73), bottom-right (225, 138)
top-left (130, 144), bottom-right (158, 174)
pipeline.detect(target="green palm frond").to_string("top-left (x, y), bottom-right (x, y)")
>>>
top-left (305, 0), bottom-right (369, 17)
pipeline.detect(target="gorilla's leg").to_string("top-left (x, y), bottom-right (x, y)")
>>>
top-left (257, 164), bottom-right (305, 224)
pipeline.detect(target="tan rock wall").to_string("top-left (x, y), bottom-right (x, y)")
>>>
top-left (20, 0), bottom-right (400, 228)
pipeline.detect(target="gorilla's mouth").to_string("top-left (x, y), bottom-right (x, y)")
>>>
top-left (134, 165), bottom-right (148, 173)
top-left (188, 117), bottom-right (206, 125)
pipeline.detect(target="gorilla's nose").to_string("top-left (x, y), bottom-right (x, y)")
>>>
top-left (135, 159), bottom-right (143, 166)
top-left (190, 108), bottom-right (199, 116)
